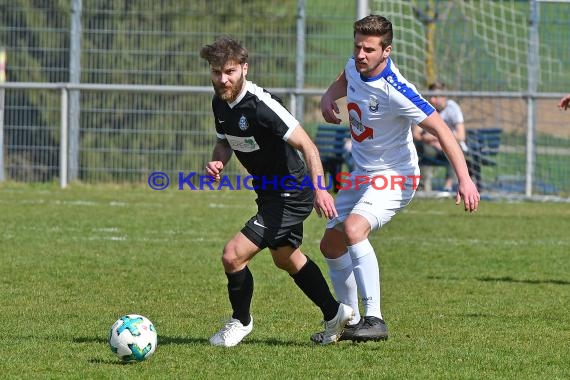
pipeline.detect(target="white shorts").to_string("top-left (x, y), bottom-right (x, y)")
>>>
top-left (326, 168), bottom-right (419, 231)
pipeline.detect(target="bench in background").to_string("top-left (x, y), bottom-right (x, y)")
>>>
top-left (416, 127), bottom-right (502, 191)
top-left (466, 127), bottom-right (502, 190)
top-left (314, 124), bottom-right (350, 192)
top-left (316, 125), bottom-right (503, 192)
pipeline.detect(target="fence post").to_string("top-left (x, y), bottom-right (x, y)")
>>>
top-left (69, 0), bottom-right (82, 182)
top-left (295, 0), bottom-right (306, 123)
top-left (0, 47), bottom-right (6, 182)
top-left (356, 0), bottom-right (369, 20)
top-left (526, 0), bottom-right (539, 197)
top-left (60, 87), bottom-right (69, 189)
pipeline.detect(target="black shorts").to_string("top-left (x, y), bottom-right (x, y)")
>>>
top-left (241, 191), bottom-right (313, 250)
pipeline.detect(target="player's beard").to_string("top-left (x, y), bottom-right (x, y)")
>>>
top-left (213, 74), bottom-right (245, 103)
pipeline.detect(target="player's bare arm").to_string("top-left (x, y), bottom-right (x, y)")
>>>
top-left (287, 125), bottom-right (338, 219)
top-left (206, 138), bottom-right (233, 181)
top-left (419, 113), bottom-right (480, 212)
top-left (320, 70), bottom-right (348, 124)
top-left (559, 94), bottom-right (570, 110)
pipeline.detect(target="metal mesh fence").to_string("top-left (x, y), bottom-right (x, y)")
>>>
top-left (416, 96), bottom-right (570, 196)
top-left (0, 0), bottom-right (569, 198)
top-left (2, 88), bottom-right (60, 182)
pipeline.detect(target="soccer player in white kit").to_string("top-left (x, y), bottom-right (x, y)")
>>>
top-left (311, 15), bottom-right (480, 343)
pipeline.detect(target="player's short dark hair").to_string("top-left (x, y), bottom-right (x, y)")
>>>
top-left (354, 15), bottom-right (393, 49)
top-left (428, 81), bottom-right (445, 91)
top-left (200, 36), bottom-right (248, 67)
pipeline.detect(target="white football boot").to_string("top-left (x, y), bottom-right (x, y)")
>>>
top-left (321, 303), bottom-right (354, 345)
top-left (209, 316), bottom-right (253, 347)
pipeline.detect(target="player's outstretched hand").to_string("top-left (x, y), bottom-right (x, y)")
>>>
top-left (313, 189), bottom-right (338, 219)
top-left (320, 95), bottom-right (342, 124)
top-left (558, 94), bottom-right (570, 111)
top-left (456, 178), bottom-right (480, 212)
top-left (205, 160), bottom-right (224, 181)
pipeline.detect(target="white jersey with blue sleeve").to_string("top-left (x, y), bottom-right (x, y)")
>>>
top-left (345, 57), bottom-right (435, 172)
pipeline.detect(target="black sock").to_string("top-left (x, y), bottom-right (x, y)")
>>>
top-left (291, 258), bottom-right (339, 321)
top-left (226, 266), bottom-right (253, 326)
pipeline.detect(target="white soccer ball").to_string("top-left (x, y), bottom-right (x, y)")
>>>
top-left (108, 314), bottom-right (157, 362)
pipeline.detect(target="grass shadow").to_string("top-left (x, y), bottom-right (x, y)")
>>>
top-left (160, 336), bottom-right (311, 347)
top-left (74, 335), bottom-right (311, 347)
top-left (73, 337), bottom-right (107, 344)
top-left (476, 276), bottom-right (570, 285)
top-left (427, 275), bottom-right (570, 286)
top-left (88, 358), bottom-right (133, 365)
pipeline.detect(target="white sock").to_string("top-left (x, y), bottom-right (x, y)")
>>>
top-left (325, 252), bottom-right (361, 325)
top-left (348, 239), bottom-right (383, 320)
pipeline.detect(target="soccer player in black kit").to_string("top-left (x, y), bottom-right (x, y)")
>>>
top-left (201, 36), bottom-right (353, 347)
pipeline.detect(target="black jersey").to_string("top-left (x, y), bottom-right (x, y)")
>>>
top-left (212, 81), bottom-right (310, 194)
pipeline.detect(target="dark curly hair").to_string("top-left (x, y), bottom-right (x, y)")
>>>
top-left (200, 36), bottom-right (248, 67)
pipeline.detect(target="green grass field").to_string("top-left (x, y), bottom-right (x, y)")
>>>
top-left (1, 183), bottom-right (569, 379)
